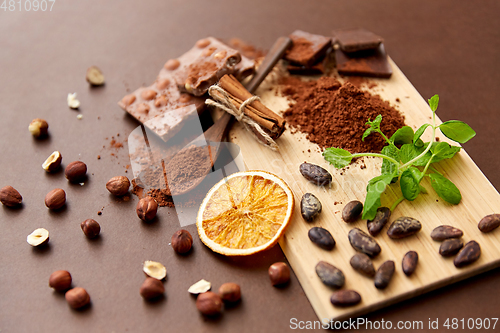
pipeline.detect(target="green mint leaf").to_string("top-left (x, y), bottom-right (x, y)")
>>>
top-left (366, 114), bottom-right (382, 130)
top-left (414, 138), bottom-right (425, 148)
top-left (400, 143), bottom-right (431, 166)
top-left (413, 123), bottom-right (431, 144)
top-left (380, 145), bottom-right (400, 182)
top-left (400, 167), bottom-right (423, 201)
top-left (323, 148), bottom-right (353, 169)
top-left (439, 120), bottom-right (476, 143)
top-left (390, 126), bottom-right (414, 145)
top-left (429, 142), bottom-right (461, 163)
top-left (429, 173), bottom-right (462, 204)
top-left (428, 94), bottom-right (439, 112)
top-left (362, 127), bottom-right (374, 142)
top-left (363, 174), bottom-right (394, 220)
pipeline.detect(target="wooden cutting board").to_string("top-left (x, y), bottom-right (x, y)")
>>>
top-left (227, 59), bottom-right (500, 321)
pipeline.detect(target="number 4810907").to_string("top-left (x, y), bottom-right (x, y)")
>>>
top-left (1, 0), bottom-right (56, 11)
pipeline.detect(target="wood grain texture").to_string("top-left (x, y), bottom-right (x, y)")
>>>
top-left (227, 59), bottom-right (500, 321)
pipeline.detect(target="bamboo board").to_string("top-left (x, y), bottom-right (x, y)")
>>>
top-left (227, 59), bottom-right (500, 321)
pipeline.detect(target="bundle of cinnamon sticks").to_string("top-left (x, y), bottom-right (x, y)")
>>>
top-left (210, 74), bottom-right (286, 140)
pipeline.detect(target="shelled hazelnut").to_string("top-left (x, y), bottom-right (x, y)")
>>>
top-left (65, 287), bottom-right (90, 309)
top-left (80, 219), bottom-right (100, 239)
top-left (28, 118), bottom-right (49, 138)
top-left (27, 228), bottom-right (49, 247)
top-left (136, 196), bottom-right (158, 222)
top-left (49, 270), bottom-right (72, 292)
top-left (140, 277), bottom-right (165, 301)
top-left (42, 151), bottom-right (62, 172)
top-left (0, 185), bottom-right (23, 207)
top-left (143, 261), bottom-right (167, 280)
top-left (106, 176), bottom-right (130, 196)
top-left (268, 262), bottom-right (290, 286)
top-left (171, 229), bottom-right (193, 254)
top-left (65, 161), bottom-right (87, 183)
top-left (45, 188), bottom-right (66, 210)
top-left (196, 291), bottom-right (222, 316)
top-left (86, 66), bottom-right (105, 86)
top-left (218, 283), bottom-right (241, 303)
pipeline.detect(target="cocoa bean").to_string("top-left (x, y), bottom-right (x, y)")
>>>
top-left (342, 200), bottom-right (363, 222)
top-left (430, 225), bottom-right (463, 241)
top-left (402, 251), bottom-right (418, 276)
top-left (299, 163), bottom-right (332, 186)
top-left (349, 253), bottom-right (375, 277)
top-left (439, 238), bottom-right (464, 257)
top-left (387, 217), bottom-right (421, 239)
top-left (315, 261), bottom-right (345, 288)
top-left (348, 228), bottom-right (381, 258)
top-left (454, 241), bottom-right (481, 268)
top-left (330, 290), bottom-right (361, 307)
top-left (478, 214), bottom-right (500, 233)
top-left (374, 260), bottom-right (395, 289)
top-left (300, 193), bottom-right (322, 222)
top-left (367, 207), bottom-right (391, 236)
top-left (308, 227), bottom-right (335, 250)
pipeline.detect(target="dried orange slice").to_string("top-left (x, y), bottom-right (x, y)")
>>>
top-left (196, 170), bottom-right (294, 256)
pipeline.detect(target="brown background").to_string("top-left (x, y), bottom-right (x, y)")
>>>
top-left (1, 1), bottom-right (499, 332)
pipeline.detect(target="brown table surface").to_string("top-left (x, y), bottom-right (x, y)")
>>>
top-left (1, 1), bottom-right (499, 332)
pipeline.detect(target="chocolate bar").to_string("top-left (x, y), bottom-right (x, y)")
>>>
top-left (335, 43), bottom-right (392, 78)
top-left (162, 37), bottom-right (241, 96)
top-left (285, 30), bottom-right (332, 67)
top-left (287, 47), bottom-right (333, 75)
top-left (334, 28), bottom-right (383, 53)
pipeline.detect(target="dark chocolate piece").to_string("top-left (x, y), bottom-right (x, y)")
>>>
top-left (287, 47), bottom-right (332, 75)
top-left (285, 30), bottom-right (332, 67)
top-left (164, 37), bottom-right (241, 96)
top-left (334, 28), bottom-right (383, 53)
top-left (335, 43), bottom-right (392, 78)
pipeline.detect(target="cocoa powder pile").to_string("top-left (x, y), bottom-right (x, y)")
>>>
top-left (279, 76), bottom-right (405, 152)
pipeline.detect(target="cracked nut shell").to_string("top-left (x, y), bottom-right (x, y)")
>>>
top-left (49, 270), bottom-right (72, 292)
top-left (65, 287), bottom-right (90, 309)
top-left (106, 176), bottom-right (130, 196)
top-left (65, 161), bottom-right (87, 183)
top-left (171, 229), bottom-right (193, 254)
top-left (136, 196), bottom-right (158, 221)
top-left (140, 277), bottom-right (165, 300)
top-left (196, 291), bottom-right (223, 316)
top-left (80, 219), bottom-right (101, 239)
top-left (0, 185), bottom-right (23, 207)
top-left (45, 188), bottom-right (66, 210)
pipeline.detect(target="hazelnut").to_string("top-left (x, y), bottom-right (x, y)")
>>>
top-left (28, 118), bottom-right (49, 138)
top-left (164, 59), bottom-right (180, 71)
top-left (213, 50), bottom-right (227, 60)
top-left (65, 161), bottom-right (87, 183)
top-left (156, 78), bottom-right (170, 90)
top-left (171, 229), bottom-right (193, 254)
top-left (268, 262), bottom-right (290, 286)
top-left (86, 66), bottom-right (105, 86)
top-left (106, 176), bottom-right (130, 196)
top-left (45, 188), bottom-right (66, 210)
top-left (141, 89), bottom-right (157, 101)
top-left (0, 185), bottom-right (23, 207)
top-left (140, 277), bottom-right (165, 301)
top-left (121, 94), bottom-right (136, 107)
top-left (27, 228), bottom-right (50, 247)
top-left (196, 38), bottom-right (211, 48)
top-left (136, 196), bottom-right (158, 222)
top-left (196, 291), bottom-right (222, 316)
top-left (80, 219), bottom-right (101, 239)
top-left (188, 279), bottom-right (211, 295)
top-left (49, 270), bottom-right (72, 292)
top-left (65, 287), bottom-right (90, 309)
top-left (42, 151), bottom-right (62, 172)
top-left (143, 261), bottom-right (167, 280)
top-left (218, 283), bottom-right (241, 303)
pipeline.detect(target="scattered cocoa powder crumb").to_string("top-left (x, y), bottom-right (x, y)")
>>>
top-left (435, 137), bottom-right (440, 141)
top-left (396, 98), bottom-right (400, 102)
top-left (97, 211), bottom-right (102, 215)
top-left (97, 155), bottom-right (101, 160)
top-left (279, 76), bottom-right (405, 153)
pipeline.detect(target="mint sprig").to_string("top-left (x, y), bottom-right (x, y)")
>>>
top-left (322, 94), bottom-right (475, 220)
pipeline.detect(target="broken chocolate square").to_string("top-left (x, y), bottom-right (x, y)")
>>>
top-left (285, 30), bottom-right (332, 67)
top-left (335, 43), bottom-right (392, 78)
top-left (334, 28), bottom-right (384, 53)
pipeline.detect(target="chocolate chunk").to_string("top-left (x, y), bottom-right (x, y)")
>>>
top-left (367, 207), bottom-right (391, 236)
top-left (287, 48), bottom-right (332, 75)
top-left (348, 228), bottom-right (381, 258)
top-left (335, 44), bottom-right (392, 78)
top-left (315, 261), bottom-right (345, 288)
top-left (330, 290), bottom-right (361, 307)
top-left (166, 37), bottom-right (242, 96)
top-left (454, 241), bottom-right (481, 268)
top-left (478, 214), bottom-right (500, 233)
top-left (430, 225), bottom-right (463, 241)
top-left (439, 238), bottom-right (464, 257)
top-left (387, 216), bottom-right (421, 239)
top-left (350, 253), bottom-right (375, 277)
top-left (374, 260), bottom-right (395, 289)
top-left (342, 200), bottom-right (363, 223)
top-left (308, 227), bottom-right (335, 251)
top-left (285, 30), bottom-right (332, 67)
top-left (300, 193), bottom-right (322, 222)
top-left (333, 28), bottom-right (384, 53)
top-left (402, 251), bottom-right (418, 276)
